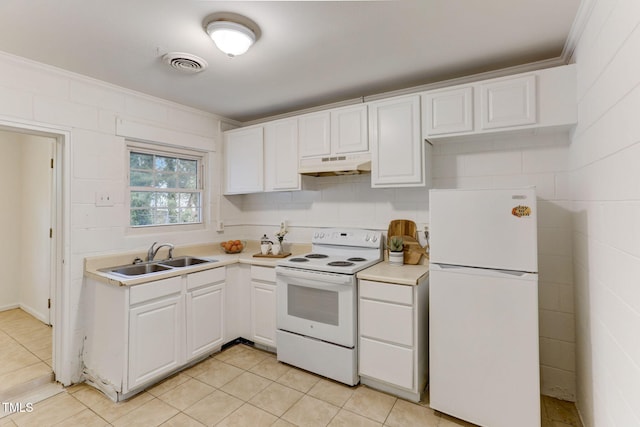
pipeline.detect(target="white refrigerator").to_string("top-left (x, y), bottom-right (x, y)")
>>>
top-left (429, 187), bottom-right (540, 427)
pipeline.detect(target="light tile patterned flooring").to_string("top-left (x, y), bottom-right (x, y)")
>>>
top-left (0, 309), bottom-right (53, 396)
top-left (0, 309), bottom-right (583, 427)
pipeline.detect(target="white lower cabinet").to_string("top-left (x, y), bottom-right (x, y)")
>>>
top-left (128, 290), bottom-right (183, 390)
top-left (84, 267), bottom-right (226, 401)
top-left (186, 269), bottom-right (225, 361)
top-left (250, 266), bottom-right (277, 348)
top-left (358, 276), bottom-right (429, 402)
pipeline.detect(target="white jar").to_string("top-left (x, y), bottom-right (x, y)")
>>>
top-left (271, 242), bottom-right (281, 256)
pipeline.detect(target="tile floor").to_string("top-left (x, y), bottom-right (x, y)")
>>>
top-left (0, 310), bottom-right (583, 427)
top-left (0, 309), bottom-right (53, 397)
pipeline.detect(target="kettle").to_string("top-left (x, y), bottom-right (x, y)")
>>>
top-left (260, 234), bottom-right (273, 255)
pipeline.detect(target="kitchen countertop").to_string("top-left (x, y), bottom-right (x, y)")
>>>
top-left (85, 241), bottom-right (429, 287)
top-left (84, 241), bottom-right (311, 286)
top-left (357, 260), bottom-right (429, 286)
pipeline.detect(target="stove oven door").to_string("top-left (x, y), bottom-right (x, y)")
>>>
top-left (276, 266), bottom-right (356, 348)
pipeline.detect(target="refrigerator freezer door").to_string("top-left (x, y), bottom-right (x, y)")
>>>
top-left (429, 264), bottom-right (540, 427)
top-left (429, 187), bottom-right (538, 272)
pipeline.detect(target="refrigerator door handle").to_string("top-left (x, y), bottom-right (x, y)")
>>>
top-left (430, 263), bottom-right (538, 280)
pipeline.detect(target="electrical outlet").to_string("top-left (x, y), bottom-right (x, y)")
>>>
top-left (95, 192), bottom-right (113, 207)
top-left (216, 221), bottom-right (224, 231)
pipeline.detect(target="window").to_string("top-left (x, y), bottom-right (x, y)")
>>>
top-left (128, 145), bottom-right (203, 227)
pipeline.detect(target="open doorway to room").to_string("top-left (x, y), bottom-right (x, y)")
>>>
top-left (0, 125), bottom-right (61, 405)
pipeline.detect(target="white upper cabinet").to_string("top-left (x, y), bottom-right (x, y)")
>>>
top-left (330, 104), bottom-right (369, 154)
top-left (299, 104), bottom-right (368, 159)
top-left (423, 86), bottom-right (473, 136)
top-left (224, 120), bottom-right (300, 194)
top-left (223, 126), bottom-right (264, 195)
top-left (369, 95), bottom-right (427, 188)
top-left (298, 111), bottom-right (331, 158)
top-left (480, 74), bottom-right (536, 130)
top-left (264, 118), bottom-right (300, 191)
top-left (422, 64), bottom-right (576, 139)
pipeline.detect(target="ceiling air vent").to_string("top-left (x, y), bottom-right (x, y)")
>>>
top-left (162, 52), bottom-right (208, 73)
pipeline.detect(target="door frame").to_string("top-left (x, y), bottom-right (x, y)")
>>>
top-left (0, 116), bottom-right (72, 385)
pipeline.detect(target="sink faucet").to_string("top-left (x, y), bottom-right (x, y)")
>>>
top-left (147, 242), bottom-right (174, 261)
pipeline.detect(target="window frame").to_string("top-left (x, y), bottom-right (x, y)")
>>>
top-left (126, 141), bottom-right (206, 231)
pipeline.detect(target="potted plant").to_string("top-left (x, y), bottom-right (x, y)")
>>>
top-left (388, 236), bottom-right (404, 266)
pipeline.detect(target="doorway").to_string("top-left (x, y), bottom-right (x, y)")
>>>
top-left (0, 130), bottom-right (54, 323)
top-left (0, 119), bottom-right (68, 400)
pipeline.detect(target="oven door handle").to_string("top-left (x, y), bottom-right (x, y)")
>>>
top-left (276, 266), bottom-right (354, 286)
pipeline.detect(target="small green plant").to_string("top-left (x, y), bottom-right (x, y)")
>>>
top-left (389, 236), bottom-right (404, 252)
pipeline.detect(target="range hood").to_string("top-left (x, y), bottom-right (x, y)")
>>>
top-left (299, 153), bottom-right (372, 177)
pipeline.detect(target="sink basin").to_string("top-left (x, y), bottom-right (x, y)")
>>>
top-left (158, 256), bottom-right (215, 268)
top-left (104, 263), bottom-right (172, 277)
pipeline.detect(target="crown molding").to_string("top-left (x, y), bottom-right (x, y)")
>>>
top-left (561, 0), bottom-right (596, 63)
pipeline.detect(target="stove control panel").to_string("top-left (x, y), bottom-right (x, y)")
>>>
top-left (312, 228), bottom-right (382, 248)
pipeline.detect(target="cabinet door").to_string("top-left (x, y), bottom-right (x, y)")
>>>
top-left (480, 75), bottom-right (536, 130)
top-left (186, 283), bottom-right (225, 361)
top-left (331, 104), bottom-right (368, 154)
top-left (423, 86), bottom-right (473, 136)
top-left (251, 281), bottom-right (277, 347)
top-left (128, 295), bottom-right (183, 390)
top-left (360, 337), bottom-right (414, 389)
top-left (298, 111), bottom-right (331, 158)
top-left (360, 299), bottom-right (413, 347)
top-left (369, 95), bottom-right (424, 187)
top-left (264, 119), bottom-right (301, 191)
top-left (224, 126), bottom-right (264, 194)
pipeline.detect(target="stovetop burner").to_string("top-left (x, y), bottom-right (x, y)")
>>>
top-left (305, 254), bottom-right (329, 259)
top-left (327, 261), bottom-right (355, 267)
top-left (347, 257), bottom-right (367, 262)
top-left (289, 258), bottom-right (309, 262)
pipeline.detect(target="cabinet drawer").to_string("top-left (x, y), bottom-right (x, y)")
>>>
top-left (360, 337), bottom-right (414, 390)
top-left (251, 265), bottom-right (276, 282)
top-left (129, 276), bottom-right (182, 306)
top-left (360, 299), bottom-right (413, 346)
top-left (360, 280), bottom-right (413, 305)
top-left (187, 267), bottom-right (226, 290)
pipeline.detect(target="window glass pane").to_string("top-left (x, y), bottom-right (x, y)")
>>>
top-left (129, 148), bottom-right (203, 227)
top-left (155, 156), bottom-right (176, 172)
top-left (130, 171), bottom-right (154, 187)
top-left (178, 174), bottom-right (196, 189)
top-left (131, 191), bottom-right (154, 208)
top-left (130, 152), bottom-right (153, 170)
top-left (179, 193), bottom-right (197, 208)
top-left (131, 209), bottom-right (153, 226)
top-left (156, 172), bottom-right (176, 189)
top-left (177, 158), bottom-right (197, 174)
top-left (180, 208), bottom-right (199, 223)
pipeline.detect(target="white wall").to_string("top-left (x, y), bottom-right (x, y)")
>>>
top-left (0, 51), bottom-right (225, 382)
top-left (223, 129), bottom-right (576, 400)
top-left (571, 0), bottom-right (640, 425)
top-left (0, 131), bottom-right (23, 310)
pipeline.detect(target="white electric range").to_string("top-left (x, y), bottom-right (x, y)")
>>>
top-left (275, 228), bottom-right (383, 385)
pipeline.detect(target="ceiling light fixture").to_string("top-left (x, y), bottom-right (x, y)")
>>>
top-left (206, 20), bottom-right (255, 57)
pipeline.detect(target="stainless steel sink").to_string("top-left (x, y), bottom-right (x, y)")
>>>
top-left (100, 255), bottom-right (217, 278)
top-left (158, 256), bottom-right (215, 268)
top-left (102, 263), bottom-right (172, 277)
